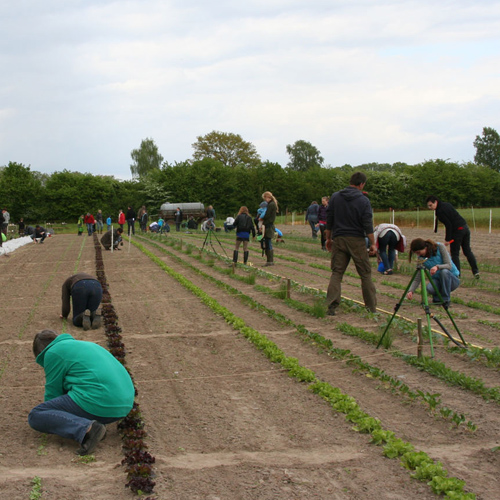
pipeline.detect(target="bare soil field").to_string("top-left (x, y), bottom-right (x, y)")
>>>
top-left (0, 224), bottom-right (498, 499)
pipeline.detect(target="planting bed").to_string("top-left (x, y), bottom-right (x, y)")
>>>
top-left (0, 225), bottom-right (498, 499)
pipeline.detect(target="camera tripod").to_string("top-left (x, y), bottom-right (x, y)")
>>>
top-left (201, 229), bottom-right (228, 258)
top-left (376, 261), bottom-right (467, 357)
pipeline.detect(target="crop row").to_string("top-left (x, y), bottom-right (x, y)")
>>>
top-left (131, 235), bottom-right (477, 499)
top-left (160, 233), bottom-right (500, 375)
top-left (92, 234), bottom-right (157, 498)
top-left (142, 233), bottom-right (500, 404)
top-left (139, 236), bottom-right (485, 430)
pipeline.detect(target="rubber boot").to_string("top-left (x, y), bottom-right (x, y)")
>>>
top-left (233, 250), bottom-right (239, 263)
top-left (244, 251), bottom-right (249, 264)
top-left (265, 249), bottom-right (274, 266)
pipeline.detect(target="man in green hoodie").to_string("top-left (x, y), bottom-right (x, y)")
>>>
top-left (29, 330), bottom-right (135, 455)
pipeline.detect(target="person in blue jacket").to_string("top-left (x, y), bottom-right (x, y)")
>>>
top-left (406, 238), bottom-right (460, 308)
top-left (28, 330), bottom-right (135, 455)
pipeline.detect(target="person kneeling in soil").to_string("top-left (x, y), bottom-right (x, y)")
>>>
top-left (406, 238), bottom-right (460, 309)
top-left (61, 273), bottom-right (103, 330)
top-left (29, 330), bottom-right (135, 455)
top-left (100, 227), bottom-right (123, 251)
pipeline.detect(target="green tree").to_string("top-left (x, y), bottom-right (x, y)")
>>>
top-left (286, 140), bottom-right (324, 171)
top-left (473, 127), bottom-right (500, 172)
top-left (192, 131), bottom-right (261, 169)
top-left (43, 171), bottom-right (125, 221)
top-left (130, 138), bottom-right (164, 178)
top-left (0, 162), bottom-right (43, 221)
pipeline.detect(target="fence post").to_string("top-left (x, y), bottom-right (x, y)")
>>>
top-left (489, 209), bottom-right (492, 234)
top-left (417, 319), bottom-right (423, 358)
top-left (286, 279), bottom-right (291, 299)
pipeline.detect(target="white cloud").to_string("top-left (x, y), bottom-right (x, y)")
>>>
top-left (1, 0), bottom-right (499, 176)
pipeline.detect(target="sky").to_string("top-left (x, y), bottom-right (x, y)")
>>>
top-left (1, 0), bottom-right (500, 179)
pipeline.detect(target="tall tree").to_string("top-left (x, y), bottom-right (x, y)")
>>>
top-left (0, 162), bottom-right (43, 221)
top-left (192, 131), bottom-right (261, 169)
top-left (473, 127), bottom-right (500, 172)
top-left (130, 138), bottom-right (164, 178)
top-left (286, 140), bottom-right (324, 171)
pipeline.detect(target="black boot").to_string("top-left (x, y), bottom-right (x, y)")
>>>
top-left (233, 250), bottom-right (239, 263)
top-left (265, 249), bottom-right (274, 266)
top-left (244, 251), bottom-right (249, 264)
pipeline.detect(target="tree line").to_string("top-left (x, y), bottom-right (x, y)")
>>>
top-left (1, 157), bottom-right (499, 225)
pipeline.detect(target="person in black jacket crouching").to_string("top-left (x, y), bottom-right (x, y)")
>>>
top-left (426, 196), bottom-right (479, 279)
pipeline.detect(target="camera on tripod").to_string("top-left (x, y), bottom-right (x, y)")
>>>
top-left (415, 258), bottom-right (427, 270)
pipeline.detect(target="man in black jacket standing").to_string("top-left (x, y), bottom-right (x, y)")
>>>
top-left (126, 206), bottom-right (136, 235)
top-left (325, 172), bottom-right (377, 315)
top-left (426, 195), bottom-right (479, 278)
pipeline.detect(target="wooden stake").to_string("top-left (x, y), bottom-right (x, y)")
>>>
top-left (417, 318), bottom-right (423, 358)
top-left (286, 279), bottom-right (291, 299)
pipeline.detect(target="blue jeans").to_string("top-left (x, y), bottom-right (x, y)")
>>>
top-left (29, 394), bottom-right (120, 444)
top-left (308, 219), bottom-right (318, 238)
top-left (264, 237), bottom-right (273, 251)
top-left (378, 230), bottom-right (398, 271)
top-left (86, 223), bottom-right (93, 236)
top-left (71, 280), bottom-right (102, 326)
top-left (427, 269), bottom-right (460, 303)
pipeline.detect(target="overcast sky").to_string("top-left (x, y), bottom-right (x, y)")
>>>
top-left (1, 0), bottom-right (499, 179)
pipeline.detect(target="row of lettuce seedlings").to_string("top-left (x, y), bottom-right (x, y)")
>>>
top-left (130, 237), bottom-right (477, 499)
top-left (137, 235), bottom-right (479, 431)
top-left (93, 235), bottom-right (156, 497)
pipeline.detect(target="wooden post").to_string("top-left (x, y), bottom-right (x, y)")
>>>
top-left (417, 318), bottom-right (423, 358)
top-left (286, 279), bottom-right (291, 299)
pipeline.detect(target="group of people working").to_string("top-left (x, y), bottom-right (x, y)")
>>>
top-left (26, 179), bottom-right (479, 457)
top-left (322, 172), bottom-right (478, 315)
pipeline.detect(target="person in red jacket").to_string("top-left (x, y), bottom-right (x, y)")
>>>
top-left (118, 209), bottom-right (125, 230)
top-left (83, 213), bottom-right (95, 236)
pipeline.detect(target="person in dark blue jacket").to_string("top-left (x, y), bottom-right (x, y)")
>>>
top-left (305, 201), bottom-right (319, 238)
